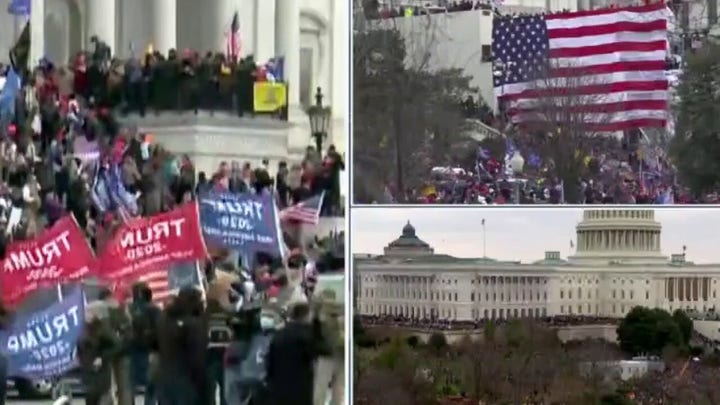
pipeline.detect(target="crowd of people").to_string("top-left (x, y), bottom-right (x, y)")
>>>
top-left (0, 33), bottom-right (345, 405)
top-left (390, 95), bottom-right (708, 204)
top-left (359, 314), bottom-right (620, 330)
top-left (361, 0), bottom-right (492, 20)
top-left (5, 36), bottom-right (289, 121)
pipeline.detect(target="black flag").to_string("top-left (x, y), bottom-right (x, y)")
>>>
top-left (9, 21), bottom-right (30, 74)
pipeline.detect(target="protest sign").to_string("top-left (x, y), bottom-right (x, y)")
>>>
top-left (199, 191), bottom-right (283, 259)
top-left (0, 216), bottom-right (94, 306)
top-left (73, 136), bottom-right (100, 167)
top-left (0, 285), bottom-right (84, 380)
top-left (96, 202), bottom-right (207, 281)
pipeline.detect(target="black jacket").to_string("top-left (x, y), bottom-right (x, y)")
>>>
top-left (265, 319), bottom-right (326, 405)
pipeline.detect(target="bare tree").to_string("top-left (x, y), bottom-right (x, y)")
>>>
top-left (505, 62), bottom-right (616, 202)
top-left (353, 11), bottom-right (474, 202)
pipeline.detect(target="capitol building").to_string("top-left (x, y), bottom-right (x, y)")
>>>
top-left (355, 210), bottom-right (720, 321)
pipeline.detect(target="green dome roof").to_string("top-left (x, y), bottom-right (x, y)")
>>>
top-left (387, 221), bottom-right (431, 248)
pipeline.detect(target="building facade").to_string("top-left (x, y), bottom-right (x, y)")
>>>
top-left (355, 210), bottom-right (720, 321)
top-left (0, 0), bottom-right (348, 181)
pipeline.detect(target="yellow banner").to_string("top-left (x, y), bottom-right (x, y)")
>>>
top-left (253, 82), bottom-right (287, 113)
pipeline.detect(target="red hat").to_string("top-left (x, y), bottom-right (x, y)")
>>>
top-left (7, 124), bottom-right (16, 134)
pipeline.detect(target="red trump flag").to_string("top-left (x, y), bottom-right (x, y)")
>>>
top-left (0, 215), bottom-right (94, 305)
top-left (96, 202), bottom-right (207, 282)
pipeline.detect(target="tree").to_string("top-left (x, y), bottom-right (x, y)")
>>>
top-left (428, 332), bottom-right (448, 353)
top-left (671, 44), bottom-right (720, 197)
top-left (406, 335), bottom-right (420, 348)
top-left (353, 19), bottom-right (475, 203)
top-left (672, 309), bottom-right (693, 346)
top-left (617, 307), bottom-right (684, 355)
top-left (513, 63), bottom-right (617, 203)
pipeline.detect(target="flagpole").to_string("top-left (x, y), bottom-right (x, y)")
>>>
top-left (482, 219), bottom-right (486, 259)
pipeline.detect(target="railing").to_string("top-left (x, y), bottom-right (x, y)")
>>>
top-left (71, 60), bottom-right (288, 120)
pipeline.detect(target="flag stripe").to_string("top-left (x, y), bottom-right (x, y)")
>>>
top-left (279, 193), bottom-right (323, 225)
top-left (138, 270), bottom-right (172, 305)
top-left (493, 3), bottom-right (669, 131)
top-left (508, 99), bottom-right (667, 115)
top-left (548, 40), bottom-right (667, 58)
top-left (519, 118), bottom-right (666, 132)
top-left (508, 89), bottom-right (668, 109)
top-left (548, 20), bottom-right (667, 38)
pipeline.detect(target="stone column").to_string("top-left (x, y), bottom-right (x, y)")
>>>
top-left (29, 0), bottom-right (45, 66)
top-left (86, 0), bottom-right (116, 51)
top-left (210, 0), bottom-right (242, 56)
top-left (151, 0), bottom-right (177, 54)
top-left (254, 0), bottom-right (275, 62)
top-left (275, 0), bottom-right (300, 106)
top-left (331, 0), bottom-right (346, 119)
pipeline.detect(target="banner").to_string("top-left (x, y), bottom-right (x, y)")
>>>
top-left (73, 136), bottom-right (100, 167)
top-left (1, 216), bottom-right (94, 305)
top-left (253, 82), bottom-right (287, 113)
top-left (96, 202), bottom-right (207, 281)
top-left (7, 0), bottom-right (29, 15)
top-left (199, 192), bottom-right (284, 260)
top-left (1, 285), bottom-right (84, 380)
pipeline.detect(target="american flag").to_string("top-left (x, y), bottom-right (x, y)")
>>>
top-left (136, 261), bottom-right (204, 306)
top-left (492, 3), bottom-right (669, 132)
top-left (226, 11), bottom-right (241, 63)
top-left (279, 192), bottom-right (325, 225)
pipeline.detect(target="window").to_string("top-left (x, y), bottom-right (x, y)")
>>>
top-left (613, 290), bottom-right (616, 298)
top-left (560, 305), bottom-right (564, 314)
top-left (630, 290), bottom-right (634, 299)
top-left (454, 293), bottom-right (458, 301)
top-left (471, 292), bottom-right (475, 301)
top-left (646, 291), bottom-right (649, 300)
top-left (481, 44), bottom-right (492, 62)
top-left (560, 290), bottom-right (564, 299)
top-left (569, 291), bottom-right (573, 299)
top-left (621, 290), bottom-right (625, 299)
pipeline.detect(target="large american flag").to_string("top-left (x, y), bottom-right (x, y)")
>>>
top-left (279, 192), bottom-right (325, 225)
top-left (492, 3), bottom-right (669, 132)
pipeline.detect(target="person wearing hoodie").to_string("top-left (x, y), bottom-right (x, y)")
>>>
top-left (79, 300), bottom-right (122, 405)
top-left (96, 288), bottom-right (134, 405)
top-left (265, 302), bottom-right (328, 405)
top-left (157, 287), bottom-right (208, 405)
top-left (129, 283), bottom-right (161, 405)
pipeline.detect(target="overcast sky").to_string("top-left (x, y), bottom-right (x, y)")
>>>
top-left (351, 209), bottom-right (720, 264)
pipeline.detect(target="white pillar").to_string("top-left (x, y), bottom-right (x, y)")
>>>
top-left (331, 0), bottom-right (347, 120)
top-left (151, 0), bottom-right (177, 54)
top-left (86, 0), bottom-right (116, 52)
top-left (209, 0), bottom-right (243, 55)
top-left (254, 0), bottom-right (274, 62)
top-left (275, 0), bottom-right (300, 107)
top-left (29, 0), bottom-right (44, 67)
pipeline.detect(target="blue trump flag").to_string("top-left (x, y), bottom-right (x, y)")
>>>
top-left (0, 286), bottom-right (84, 380)
top-left (199, 191), bottom-right (283, 260)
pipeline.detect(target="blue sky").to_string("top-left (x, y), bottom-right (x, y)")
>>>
top-left (351, 208), bottom-right (720, 264)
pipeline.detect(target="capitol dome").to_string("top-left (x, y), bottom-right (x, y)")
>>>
top-left (569, 209), bottom-right (666, 264)
top-left (383, 221), bottom-right (434, 256)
